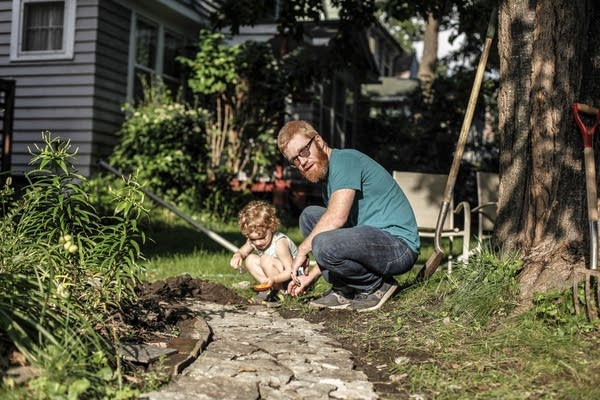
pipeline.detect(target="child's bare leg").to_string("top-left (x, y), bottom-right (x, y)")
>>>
top-left (260, 256), bottom-right (288, 291)
top-left (244, 254), bottom-right (268, 283)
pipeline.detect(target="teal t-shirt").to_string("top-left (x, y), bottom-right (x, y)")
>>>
top-left (323, 149), bottom-right (420, 253)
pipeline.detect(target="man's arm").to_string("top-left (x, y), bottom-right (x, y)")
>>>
top-left (292, 188), bottom-right (355, 272)
top-left (287, 188), bottom-right (355, 295)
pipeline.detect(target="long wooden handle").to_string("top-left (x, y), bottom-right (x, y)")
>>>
top-left (584, 147), bottom-right (599, 222)
top-left (442, 8), bottom-right (497, 203)
top-left (576, 103), bottom-right (599, 116)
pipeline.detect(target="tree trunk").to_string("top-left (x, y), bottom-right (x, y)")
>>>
top-left (496, 0), bottom-right (600, 305)
top-left (418, 11), bottom-right (440, 105)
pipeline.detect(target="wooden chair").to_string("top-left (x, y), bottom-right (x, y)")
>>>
top-left (392, 171), bottom-right (472, 271)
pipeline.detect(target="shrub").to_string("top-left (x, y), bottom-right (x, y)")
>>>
top-left (110, 81), bottom-right (210, 211)
top-left (0, 133), bottom-right (147, 399)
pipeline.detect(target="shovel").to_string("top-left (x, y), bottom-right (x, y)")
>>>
top-left (571, 102), bottom-right (600, 270)
top-left (420, 7), bottom-right (497, 280)
top-left (571, 103), bottom-right (600, 319)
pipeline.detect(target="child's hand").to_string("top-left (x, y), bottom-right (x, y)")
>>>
top-left (230, 253), bottom-right (243, 269)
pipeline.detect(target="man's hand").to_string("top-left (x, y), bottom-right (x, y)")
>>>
top-left (290, 253), bottom-right (308, 282)
top-left (287, 274), bottom-right (312, 296)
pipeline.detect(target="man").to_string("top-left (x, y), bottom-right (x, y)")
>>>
top-left (278, 120), bottom-right (420, 312)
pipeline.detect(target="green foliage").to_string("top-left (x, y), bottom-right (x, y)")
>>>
top-left (178, 31), bottom-right (241, 95)
top-left (0, 133), bottom-right (147, 399)
top-left (532, 287), bottom-right (596, 335)
top-left (110, 81), bottom-right (210, 210)
top-left (178, 30), bottom-right (282, 184)
top-left (443, 249), bottom-right (521, 326)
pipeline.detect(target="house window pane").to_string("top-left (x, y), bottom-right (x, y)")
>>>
top-left (163, 31), bottom-right (183, 78)
top-left (136, 19), bottom-right (157, 69)
top-left (22, 1), bottom-right (64, 51)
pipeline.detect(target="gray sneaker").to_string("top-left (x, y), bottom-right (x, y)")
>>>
top-left (309, 288), bottom-right (354, 310)
top-left (350, 281), bottom-right (398, 312)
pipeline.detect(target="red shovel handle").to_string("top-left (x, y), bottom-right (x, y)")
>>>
top-left (572, 103), bottom-right (600, 148)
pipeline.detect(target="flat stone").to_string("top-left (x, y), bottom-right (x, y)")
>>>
top-left (121, 343), bottom-right (177, 364)
top-left (142, 376), bottom-right (259, 400)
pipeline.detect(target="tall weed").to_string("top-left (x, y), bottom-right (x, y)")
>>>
top-left (0, 133), bottom-right (147, 399)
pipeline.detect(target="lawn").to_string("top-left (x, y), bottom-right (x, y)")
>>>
top-left (140, 212), bottom-right (600, 399)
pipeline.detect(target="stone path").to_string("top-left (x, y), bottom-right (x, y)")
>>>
top-left (141, 302), bottom-right (378, 400)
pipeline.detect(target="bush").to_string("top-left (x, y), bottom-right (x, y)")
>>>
top-left (110, 82), bottom-right (210, 211)
top-left (0, 133), bottom-right (147, 399)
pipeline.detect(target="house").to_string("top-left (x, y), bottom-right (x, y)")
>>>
top-left (0, 0), bottom-right (216, 176)
top-left (1, 0), bottom-right (416, 178)
top-left (221, 3), bottom-right (415, 153)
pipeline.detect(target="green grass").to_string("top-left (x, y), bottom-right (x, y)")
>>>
top-left (140, 211), bottom-right (307, 286)
top-left (140, 213), bottom-right (600, 399)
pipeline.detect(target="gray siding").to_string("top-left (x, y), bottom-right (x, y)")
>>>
top-left (92, 0), bottom-right (130, 167)
top-left (1, 0), bottom-right (105, 175)
top-left (1, 0), bottom-right (206, 176)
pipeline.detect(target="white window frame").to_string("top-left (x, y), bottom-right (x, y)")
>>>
top-left (10, 0), bottom-right (76, 61)
top-left (127, 11), bottom-right (184, 102)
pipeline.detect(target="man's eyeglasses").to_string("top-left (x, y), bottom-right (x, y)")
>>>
top-left (289, 136), bottom-right (316, 167)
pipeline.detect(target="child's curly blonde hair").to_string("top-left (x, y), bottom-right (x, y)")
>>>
top-left (238, 200), bottom-right (280, 237)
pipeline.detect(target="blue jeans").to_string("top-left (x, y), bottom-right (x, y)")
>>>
top-left (300, 205), bottom-right (419, 293)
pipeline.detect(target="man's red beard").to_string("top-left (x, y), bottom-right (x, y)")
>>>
top-left (302, 146), bottom-right (328, 183)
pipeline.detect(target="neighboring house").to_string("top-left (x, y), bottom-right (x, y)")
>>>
top-left (222, 1), bottom-right (415, 153)
top-left (0, 0), bottom-right (214, 176)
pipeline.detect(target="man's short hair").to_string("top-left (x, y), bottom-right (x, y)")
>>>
top-left (277, 120), bottom-right (318, 153)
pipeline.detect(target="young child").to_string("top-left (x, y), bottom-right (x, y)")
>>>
top-left (230, 200), bottom-right (300, 302)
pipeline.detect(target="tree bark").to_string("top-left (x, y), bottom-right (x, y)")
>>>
top-left (496, 0), bottom-right (599, 305)
top-left (418, 11), bottom-right (440, 105)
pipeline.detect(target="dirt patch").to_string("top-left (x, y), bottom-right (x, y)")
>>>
top-left (138, 275), bottom-right (244, 304)
top-left (120, 274), bottom-right (245, 343)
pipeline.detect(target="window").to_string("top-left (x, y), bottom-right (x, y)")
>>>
top-left (132, 17), bottom-right (158, 100)
top-left (161, 31), bottom-right (184, 95)
top-left (128, 13), bottom-right (184, 102)
top-left (10, 0), bottom-right (76, 61)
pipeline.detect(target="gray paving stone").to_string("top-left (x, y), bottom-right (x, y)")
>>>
top-left (141, 301), bottom-right (378, 400)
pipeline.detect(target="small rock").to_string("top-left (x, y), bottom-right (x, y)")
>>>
top-left (389, 373), bottom-right (408, 383)
top-left (232, 281), bottom-right (251, 290)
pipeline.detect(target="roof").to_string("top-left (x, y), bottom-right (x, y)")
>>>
top-left (173, 0), bottom-right (222, 19)
top-left (361, 77), bottom-right (420, 102)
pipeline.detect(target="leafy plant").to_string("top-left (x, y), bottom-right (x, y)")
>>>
top-left (178, 30), bottom-right (282, 184)
top-left (0, 132), bottom-right (147, 399)
top-left (532, 287), bottom-right (596, 335)
top-left (110, 80), bottom-right (209, 211)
